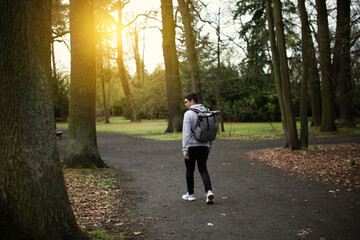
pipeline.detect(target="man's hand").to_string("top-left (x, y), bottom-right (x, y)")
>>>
top-left (183, 153), bottom-right (190, 160)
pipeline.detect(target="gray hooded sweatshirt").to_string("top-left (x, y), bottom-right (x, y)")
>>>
top-left (182, 104), bottom-right (213, 155)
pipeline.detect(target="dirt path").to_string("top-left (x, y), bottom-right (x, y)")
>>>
top-left (58, 131), bottom-right (360, 239)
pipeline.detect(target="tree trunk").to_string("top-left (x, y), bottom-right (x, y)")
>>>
top-left (308, 47), bottom-right (322, 128)
top-left (177, 0), bottom-right (203, 102)
top-left (51, 41), bottom-right (59, 126)
top-left (161, 0), bottom-right (183, 133)
top-left (216, 20), bottom-right (225, 132)
top-left (333, 0), bottom-right (354, 127)
top-left (316, 0), bottom-right (337, 132)
top-left (0, 1), bottom-right (89, 239)
top-left (105, 40), bottom-right (112, 119)
top-left (65, 0), bottom-right (107, 168)
top-left (99, 55), bottom-right (110, 124)
top-left (297, 0), bottom-right (321, 128)
top-left (116, 0), bottom-right (137, 122)
top-left (132, 26), bottom-right (143, 85)
top-left (142, 34), bottom-right (146, 83)
top-left (273, 0), bottom-right (300, 150)
top-left (51, 42), bottom-right (57, 79)
top-left (298, 0), bottom-right (311, 148)
top-left (101, 73), bottom-right (110, 124)
top-left (265, 0), bottom-right (289, 148)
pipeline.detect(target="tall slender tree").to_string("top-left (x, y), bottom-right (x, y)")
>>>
top-left (265, 0), bottom-right (289, 148)
top-left (273, 0), bottom-right (300, 150)
top-left (316, 0), bottom-right (337, 132)
top-left (94, 0), bottom-right (115, 124)
top-left (308, 43), bottom-right (322, 128)
top-left (116, 0), bottom-right (137, 122)
top-left (177, 0), bottom-right (203, 102)
top-left (161, 0), bottom-right (183, 132)
top-left (298, 0), bottom-right (311, 148)
top-left (64, 0), bottom-right (107, 168)
top-left (215, 7), bottom-right (225, 132)
top-left (297, 0), bottom-right (321, 128)
top-left (0, 0), bottom-right (89, 239)
top-left (333, 0), bottom-right (354, 127)
top-left (98, 52), bottom-right (111, 124)
top-left (128, 23), bottom-right (144, 85)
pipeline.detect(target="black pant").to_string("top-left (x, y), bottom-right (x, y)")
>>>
top-left (185, 146), bottom-right (212, 195)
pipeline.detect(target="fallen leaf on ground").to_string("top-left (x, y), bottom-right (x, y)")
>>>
top-left (247, 143), bottom-right (360, 189)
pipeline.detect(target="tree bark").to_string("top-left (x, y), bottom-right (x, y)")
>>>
top-left (0, 1), bottom-right (89, 239)
top-left (333, 0), bottom-right (354, 127)
top-left (65, 0), bottom-right (107, 168)
top-left (265, 0), bottom-right (289, 148)
top-left (131, 25), bottom-right (143, 85)
top-left (99, 55), bottom-right (110, 124)
top-left (51, 41), bottom-right (59, 125)
top-left (161, 0), bottom-right (183, 132)
top-left (308, 46), bottom-right (322, 128)
top-left (177, 0), bottom-right (203, 102)
top-left (116, 0), bottom-right (137, 122)
top-left (298, 0), bottom-right (311, 148)
top-left (316, 0), bottom-right (337, 132)
top-left (216, 18), bottom-right (225, 132)
top-left (297, 0), bottom-right (321, 128)
top-left (273, 0), bottom-right (300, 150)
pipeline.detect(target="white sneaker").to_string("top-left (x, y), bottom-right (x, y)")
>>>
top-left (182, 192), bottom-right (195, 201)
top-left (206, 190), bottom-right (214, 204)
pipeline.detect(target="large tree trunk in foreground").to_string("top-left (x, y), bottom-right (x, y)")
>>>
top-left (177, 0), bottom-right (203, 102)
top-left (316, 0), bottom-right (337, 132)
top-left (64, 0), bottom-right (107, 168)
top-left (161, 0), bottom-right (183, 132)
top-left (274, 0), bottom-right (300, 150)
top-left (333, 0), bottom-right (354, 127)
top-left (0, 1), bottom-right (88, 239)
top-left (265, 0), bottom-right (289, 148)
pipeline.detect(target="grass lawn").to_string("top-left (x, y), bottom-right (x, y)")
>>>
top-left (56, 117), bottom-right (360, 141)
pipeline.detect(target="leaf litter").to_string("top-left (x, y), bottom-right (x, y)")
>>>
top-left (63, 168), bottom-right (144, 238)
top-left (247, 143), bottom-right (360, 189)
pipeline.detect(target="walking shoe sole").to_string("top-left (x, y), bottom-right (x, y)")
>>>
top-left (185, 198), bottom-right (195, 201)
top-left (206, 194), bottom-right (214, 204)
top-left (182, 195), bottom-right (196, 201)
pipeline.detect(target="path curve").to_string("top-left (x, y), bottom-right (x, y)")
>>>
top-left (58, 131), bottom-right (360, 240)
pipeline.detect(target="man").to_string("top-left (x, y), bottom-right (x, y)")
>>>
top-left (182, 92), bottom-right (214, 204)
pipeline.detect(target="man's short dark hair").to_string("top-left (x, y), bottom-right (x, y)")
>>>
top-left (184, 92), bottom-right (199, 104)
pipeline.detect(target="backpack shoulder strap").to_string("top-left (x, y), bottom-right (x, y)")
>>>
top-left (188, 108), bottom-right (200, 134)
top-left (189, 108), bottom-right (200, 113)
top-left (189, 108), bottom-right (212, 114)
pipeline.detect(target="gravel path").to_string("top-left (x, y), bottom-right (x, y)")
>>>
top-left (58, 131), bottom-right (360, 240)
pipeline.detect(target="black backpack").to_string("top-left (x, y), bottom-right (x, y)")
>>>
top-left (190, 108), bottom-right (220, 142)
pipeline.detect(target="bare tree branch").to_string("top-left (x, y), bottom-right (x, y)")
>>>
top-left (122, 11), bottom-right (159, 29)
top-left (54, 39), bottom-right (71, 52)
top-left (190, 2), bottom-right (216, 27)
top-left (52, 30), bottom-right (70, 41)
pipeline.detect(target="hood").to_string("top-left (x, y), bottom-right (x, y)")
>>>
top-left (190, 104), bottom-right (208, 112)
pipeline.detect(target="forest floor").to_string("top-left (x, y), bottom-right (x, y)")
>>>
top-left (247, 142), bottom-right (360, 189)
top-left (58, 131), bottom-right (360, 239)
